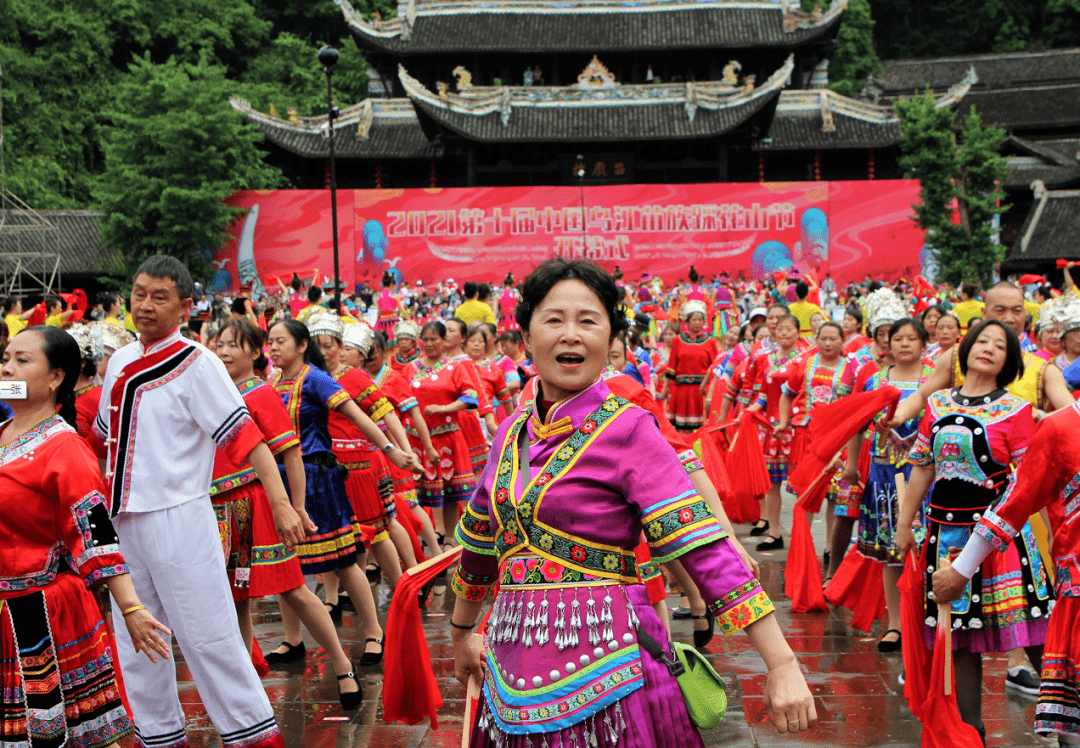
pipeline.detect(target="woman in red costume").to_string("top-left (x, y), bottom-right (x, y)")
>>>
top-left (497, 274), bottom-right (520, 333)
top-left (212, 319), bottom-right (362, 708)
top-left (444, 317), bottom-right (496, 472)
top-left (661, 300), bottom-right (718, 432)
top-left (0, 326), bottom-right (171, 746)
top-left (403, 321), bottom-right (482, 542)
top-left (391, 320), bottom-right (421, 371)
top-left (467, 326), bottom-right (513, 427)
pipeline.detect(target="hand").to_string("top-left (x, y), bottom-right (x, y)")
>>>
top-left (826, 457), bottom-right (844, 473)
top-left (895, 526), bottom-right (917, 561)
top-left (875, 415), bottom-right (898, 436)
top-left (424, 404), bottom-right (444, 417)
top-left (746, 403), bottom-right (763, 413)
top-left (294, 506), bottom-right (318, 535)
top-left (426, 446), bottom-right (439, 465)
top-left (772, 421), bottom-right (788, 438)
top-left (271, 500), bottom-right (305, 549)
top-left (763, 659), bottom-right (817, 733)
top-left (391, 447), bottom-right (424, 475)
top-left (124, 609), bottom-right (172, 663)
top-left (452, 631), bottom-right (485, 688)
top-left (841, 467), bottom-right (860, 486)
top-left (932, 566), bottom-right (968, 604)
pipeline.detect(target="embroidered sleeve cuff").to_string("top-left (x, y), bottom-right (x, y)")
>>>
top-left (677, 449), bottom-right (704, 475)
top-left (641, 491), bottom-right (727, 564)
top-left (711, 581), bottom-right (775, 636)
top-left (218, 417), bottom-right (265, 468)
top-left (93, 415), bottom-right (108, 442)
top-left (458, 393), bottom-right (479, 409)
top-left (450, 565), bottom-right (495, 601)
top-left (974, 512), bottom-right (1019, 553)
top-left (83, 562), bottom-right (130, 588)
top-left (780, 383), bottom-right (796, 398)
top-left (326, 389), bottom-right (352, 411)
top-left (398, 397), bottom-right (419, 413)
top-left (455, 502), bottom-right (497, 556)
top-left (368, 398), bottom-right (395, 423)
top-left (754, 395), bottom-right (767, 408)
top-left (266, 431), bottom-right (301, 456)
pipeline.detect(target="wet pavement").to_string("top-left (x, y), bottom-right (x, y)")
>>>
top-left (167, 506), bottom-right (1051, 748)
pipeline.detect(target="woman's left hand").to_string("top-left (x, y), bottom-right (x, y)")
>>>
top-left (932, 566), bottom-right (968, 604)
top-left (124, 609), bottom-right (172, 664)
top-left (424, 404), bottom-right (443, 417)
top-left (764, 659), bottom-right (816, 733)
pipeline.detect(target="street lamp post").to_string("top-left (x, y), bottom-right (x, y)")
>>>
top-left (319, 45), bottom-right (341, 310)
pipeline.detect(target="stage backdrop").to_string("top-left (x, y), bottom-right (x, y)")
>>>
top-left (212, 180), bottom-right (931, 293)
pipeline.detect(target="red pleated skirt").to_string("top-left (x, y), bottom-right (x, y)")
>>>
top-left (334, 446), bottom-right (393, 542)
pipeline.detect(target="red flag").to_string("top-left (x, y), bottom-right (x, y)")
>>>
top-left (383, 547), bottom-right (463, 728)
top-left (914, 275), bottom-right (936, 300)
top-left (900, 551), bottom-right (931, 713)
top-left (824, 547), bottom-right (885, 634)
top-left (922, 618), bottom-right (983, 746)
top-left (788, 387), bottom-right (900, 494)
top-left (783, 469), bottom-right (834, 613)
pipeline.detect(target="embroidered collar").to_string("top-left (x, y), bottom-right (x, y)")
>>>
top-left (235, 376), bottom-right (264, 396)
top-left (0, 415), bottom-right (68, 466)
top-left (137, 327), bottom-right (182, 356)
top-left (75, 383), bottom-right (99, 397)
top-left (373, 364), bottom-right (390, 386)
top-left (411, 356), bottom-right (450, 379)
top-left (951, 387), bottom-right (1007, 408)
top-left (680, 333), bottom-right (709, 344)
top-left (527, 379), bottom-right (609, 440)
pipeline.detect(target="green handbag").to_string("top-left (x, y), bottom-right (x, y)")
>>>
top-left (636, 628), bottom-right (728, 729)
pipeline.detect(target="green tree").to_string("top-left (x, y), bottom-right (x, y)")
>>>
top-left (897, 95), bottom-right (1010, 287)
top-left (1044, 0), bottom-right (1080, 47)
top-left (827, 0), bottom-right (880, 98)
top-left (95, 55), bottom-right (282, 278)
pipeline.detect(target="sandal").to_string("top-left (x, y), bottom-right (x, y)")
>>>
top-left (359, 638), bottom-right (384, 667)
top-left (877, 629), bottom-right (902, 653)
top-left (337, 665), bottom-right (362, 710)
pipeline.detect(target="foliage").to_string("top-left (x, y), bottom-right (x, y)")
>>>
top-left (897, 96), bottom-right (1010, 287)
top-left (94, 56), bottom-right (282, 279)
top-left (827, 0), bottom-right (880, 98)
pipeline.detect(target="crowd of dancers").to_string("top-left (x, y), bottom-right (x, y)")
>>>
top-left (3, 255), bottom-right (1080, 748)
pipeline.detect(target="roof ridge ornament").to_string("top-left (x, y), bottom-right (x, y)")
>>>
top-left (819, 89), bottom-right (836, 132)
top-left (577, 55), bottom-right (618, 89)
top-left (356, 99), bottom-right (374, 140)
top-left (685, 81), bottom-right (697, 121)
top-left (500, 88), bottom-right (512, 126)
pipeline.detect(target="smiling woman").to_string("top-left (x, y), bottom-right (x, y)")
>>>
top-left (449, 258), bottom-right (817, 747)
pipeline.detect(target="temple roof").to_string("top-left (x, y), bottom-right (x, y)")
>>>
top-left (399, 55), bottom-right (793, 142)
top-left (753, 70), bottom-right (973, 150)
top-left (871, 48), bottom-right (1080, 95)
top-left (230, 96), bottom-right (438, 159)
top-left (342, 0), bottom-right (846, 55)
top-left (0, 210), bottom-right (120, 276)
top-left (1008, 181), bottom-right (1080, 261)
top-left (1002, 136), bottom-right (1080, 190)
top-left (956, 83), bottom-right (1080, 131)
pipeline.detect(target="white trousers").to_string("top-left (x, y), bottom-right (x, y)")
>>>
top-left (112, 498), bottom-right (279, 748)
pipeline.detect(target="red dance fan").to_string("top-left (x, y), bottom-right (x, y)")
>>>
top-left (393, 495), bottom-right (427, 563)
top-left (727, 411), bottom-right (771, 498)
top-left (824, 546), bottom-right (885, 634)
top-left (250, 638), bottom-right (269, 678)
top-left (783, 466), bottom-right (834, 613)
top-left (1057, 259), bottom-right (1073, 269)
top-left (1018, 273), bottom-right (1046, 286)
top-left (788, 387), bottom-right (900, 495)
top-left (383, 547), bottom-right (463, 728)
top-left (698, 427), bottom-right (738, 511)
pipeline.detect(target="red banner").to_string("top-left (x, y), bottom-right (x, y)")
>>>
top-left (214, 180), bottom-right (929, 292)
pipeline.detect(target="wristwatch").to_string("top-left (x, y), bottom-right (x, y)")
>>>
top-left (381, 443), bottom-right (395, 454)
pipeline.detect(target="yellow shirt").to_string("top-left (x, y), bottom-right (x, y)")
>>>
top-left (1025, 300), bottom-right (1040, 325)
top-left (105, 316), bottom-right (122, 327)
top-left (951, 299), bottom-right (985, 332)
top-left (5, 314), bottom-right (24, 337)
top-left (454, 299), bottom-right (497, 325)
top-left (45, 313), bottom-right (65, 328)
top-left (788, 300), bottom-right (824, 340)
top-left (296, 304), bottom-right (324, 324)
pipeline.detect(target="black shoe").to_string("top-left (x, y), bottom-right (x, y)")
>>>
top-left (337, 666), bottom-right (363, 710)
top-left (264, 640), bottom-right (306, 665)
top-left (692, 609), bottom-right (715, 648)
top-left (823, 550), bottom-right (831, 567)
top-left (418, 576), bottom-right (437, 608)
top-left (877, 629), bottom-right (902, 653)
top-left (366, 564), bottom-right (382, 584)
top-left (1005, 667), bottom-right (1041, 696)
top-left (671, 606), bottom-right (692, 620)
top-left (338, 593), bottom-right (356, 612)
top-left (749, 521), bottom-right (770, 538)
top-left (359, 638), bottom-right (384, 667)
top-left (324, 599), bottom-right (343, 623)
top-left (755, 535), bottom-right (784, 552)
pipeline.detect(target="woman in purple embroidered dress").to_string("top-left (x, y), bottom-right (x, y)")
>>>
top-left (449, 259), bottom-right (816, 747)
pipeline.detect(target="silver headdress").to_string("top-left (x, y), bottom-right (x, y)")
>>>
top-left (342, 321), bottom-right (376, 355)
top-left (864, 288), bottom-right (909, 333)
top-left (306, 312), bottom-right (344, 340)
top-left (680, 300), bottom-right (707, 320)
top-left (395, 319), bottom-right (421, 340)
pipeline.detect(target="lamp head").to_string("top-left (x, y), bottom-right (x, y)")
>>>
top-left (318, 45), bottom-right (340, 68)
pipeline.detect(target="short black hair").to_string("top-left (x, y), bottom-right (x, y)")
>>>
top-left (231, 297), bottom-right (249, 315)
top-left (767, 302), bottom-right (789, 314)
top-left (795, 280), bottom-right (809, 299)
top-left (844, 306), bottom-right (863, 326)
top-left (290, 273), bottom-right (303, 291)
top-left (445, 318), bottom-right (468, 338)
top-left (308, 285), bottom-right (323, 303)
top-left (889, 317), bottom-right (929, 345)
top-left (816, 321), bottom-right (843, 339)
top-left (134, 255), bottom-right (194, 300)
top-left (775, 313), bottom-right (800, 333)
top-left (960, 282), bottom-right (980, 299)
top-left (478, 283), bottom-right (491, 301)
top-left (463, 281), bottom-right (478, 299)
top-left (921, 304), bottom-right (948, 322)
top-left (220, 318), bottom-right (268, 370)
top-left (958, 319), bottom-right (1023, 389)
top-left (421, 320), bottom-right (446, 338)
top-left (45, 295), bottom-right (64, 312)
top-left (499, 329), bottom-right (524, 346)
top-left (515, 258), bottom-right (628, 335)
top-left (3, 296), bottom-right (20, 315)
top-left (481, 322), bottom-right (498, 341)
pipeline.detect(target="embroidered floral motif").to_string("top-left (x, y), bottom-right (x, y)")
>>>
top-left (715, 590), bottom-right (774, 636)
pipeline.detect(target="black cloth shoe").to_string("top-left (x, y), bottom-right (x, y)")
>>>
top-left (1005, 667), bottom-right (1041, 696)
top-left (324, 599), bottom-right (343, 622)
top-left (692, 609), bottom-right (715, 648)
top-left (877, 629), bottom-right (902, 653)
top-left (749, 521), bottom-right (770, 537)
top-left (671, 606), bottom-right (692, 620)
top-left (755, 535), bottom-right (784, 551)
top-left (359, 638), bottom-right (384, 667)
top-left (337, 666), bottom-right (362, 710)
top-left (264, 641), bottom-right (306, 665)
